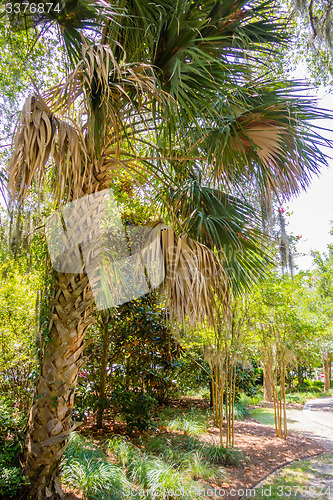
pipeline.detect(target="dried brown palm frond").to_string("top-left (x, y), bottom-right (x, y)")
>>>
top-left (45, 44), bottom-right (168, 156)
top-left (212, 118), bottom-right (305, 199)
top-left (245, 125), bottom-right (301, 194)
top-left (8, 94), bottom-right (88, 204)
top-left (154, 224), bottom-right (229, 326)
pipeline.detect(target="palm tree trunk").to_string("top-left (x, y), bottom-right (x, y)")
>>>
top-left (24, 271), bottom-right (94, 499)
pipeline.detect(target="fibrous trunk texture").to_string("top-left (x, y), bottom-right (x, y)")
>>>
top-left (24, 272), bottom-right (94, 499)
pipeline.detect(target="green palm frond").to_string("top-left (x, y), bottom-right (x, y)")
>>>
top-left (166, 179), bottom-right (272, 292)
top-left (198, 80), bottom-right (330, 200)
top-left (3, 0), bottom-right (120, 65)
top-left (146, 1), bottom-right (290, 158)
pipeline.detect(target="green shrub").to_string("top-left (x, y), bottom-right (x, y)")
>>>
top-left (111, 387), bottom-right (157, 433)
top-left (238, 391), bottom-right (264, 407)
top-left (285, 392), bottom-right (318, 404)
top-left (0, 465), bottom-right (25, 498)
top-left (301, 379), bottom-right (311, 387)
top-left (235, 363), bottom-right (261, 398)
top-left (0, 397), bottom-right (26, 498)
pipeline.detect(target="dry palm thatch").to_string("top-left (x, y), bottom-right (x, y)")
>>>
top-left (158, 224), bottom-right (229, 326)
top-left (9, 45), bottom-right (167, 206)
top-left (8, 95), bottom-right (88, 204)
top-left (46, 44), bottom-right (167, 156)
top-left (243, 124), bottom-right (302, 195)
top-left (212, 119), bottom-right (300, 196)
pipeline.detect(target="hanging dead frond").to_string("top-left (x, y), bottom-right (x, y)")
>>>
top-left (157, 225), bottom-right (229, 326)
top-left (8, 95), bottom-right (55, 201)
top-left (46, 44), bottom-right (168, 156)
top-left (8, 95), bottom-right (88, 204)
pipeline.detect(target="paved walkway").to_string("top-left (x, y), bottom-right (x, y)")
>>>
top-left (286, 397), bottom-right (333, 451)
top-left (252, 398), bottom-right (333, 499)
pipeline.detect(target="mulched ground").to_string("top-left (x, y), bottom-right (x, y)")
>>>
top-left (207, 418), bottom-right (324, 499)
top-left (64, 397), bottom-right (325, 500)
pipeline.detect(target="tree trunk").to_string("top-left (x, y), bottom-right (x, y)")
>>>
top-left (24, 272), bottom-right (94, 499)
top-left (324, 352), bottom-right (332, 393)
top-left (96, 317), bottom-right (110, 429)
top-left (22, 152), bottom-right (111, 497)
top-left (263, 360), bottom-right (273, 402)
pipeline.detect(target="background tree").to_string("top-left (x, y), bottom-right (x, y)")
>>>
top-left (309, 243), bottom-right (333, 390)
top-left (250, 271), bottom-right (322, 437)
top-left (285, 0), bottom-right (333, 84)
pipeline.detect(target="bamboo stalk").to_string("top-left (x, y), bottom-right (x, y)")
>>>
top-left (282, 361), bottom-right (287, 439)
top-left (219, 369), bottom-right (224, 447)
top-left (231, 362), bottom-right (236, 446)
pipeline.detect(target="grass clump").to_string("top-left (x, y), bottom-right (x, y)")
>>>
top-left (63, 432), bottom-right (221, 499)
top-left (202, 442), bottom-right (246, 467)
top-left (62, 403), bottom-right (246, 499)
top-left (233, 401), bottom-right (250, 420)
top-left (159, 407), bottom-right (208, 436)
top-left (181, 451), bottom-right (223, 481)
top-left (61, 434), bottom-right (130, 500)
top-left (105, 434), bottom-right (136, 467)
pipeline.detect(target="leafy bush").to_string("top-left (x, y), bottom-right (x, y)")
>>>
top-left (112, 387), bottom-right (157, 433)
top-left (235, 363), bottom-right (261, 398)
top-left (0, 397), bottom-right (26, 498)
top-left (285, 392), bottom-right (318, 404)
top-left (239, 391), bottom-right (264, 407)
top-left (301, 379), bottom-right (311, 387)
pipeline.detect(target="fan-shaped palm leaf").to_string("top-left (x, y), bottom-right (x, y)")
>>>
top-left (165, 180), bottom-right (272, 292)
top-left (3, 0), bottom-right (120, 65)
top-left (198, 80), bottom-right (330, 200)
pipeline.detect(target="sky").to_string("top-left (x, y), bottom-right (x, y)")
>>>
top-left (284, 84), bottom-right (333, 271)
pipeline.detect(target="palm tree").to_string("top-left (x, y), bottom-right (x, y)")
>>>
top-left (7, 0), bottom-right (328, 497)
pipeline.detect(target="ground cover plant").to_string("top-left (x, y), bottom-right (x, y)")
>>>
top-left (61, 403), bottom-right (247, 500)
top-left (0, 397), bottom-right (27, 498)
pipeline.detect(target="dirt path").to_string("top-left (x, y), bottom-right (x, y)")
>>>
top-left (250, 398), bottom-right (333, 499)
